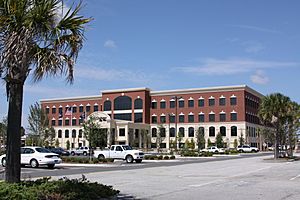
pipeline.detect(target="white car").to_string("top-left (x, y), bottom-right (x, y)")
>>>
top-left (237, 145), bottom-right (259, 153)
top-left (201, 146), bottom-right (224, 153)
top-left (0, 146), bottom-right (62, 169)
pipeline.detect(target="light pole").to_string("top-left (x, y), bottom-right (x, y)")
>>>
top-left (172, 96), bottom-right (182, 150)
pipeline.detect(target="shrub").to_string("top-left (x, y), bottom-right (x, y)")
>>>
top-left (164, 156), bottom-right (169, 160)
top-left (158, 155), bottom-right (163, 160)
top-left (0, 176), bottom-right (119, 200)
top-left (199, 152), bottom-right (213, 157)
top-left (170, 155), bottom-right (176, 159)
top-left (144, 155), bottom-right (151, 160)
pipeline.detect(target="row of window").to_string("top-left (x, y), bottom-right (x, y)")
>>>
top-left (57, 129), bottom-right (83, 138)
top-left (246, 113), bottom-right (260, 124)
top-left (104, 97), bottom-right (143, 111)
top-left (46, 105), bottom-right (99, 115)
top-left (52, 118), bottom-right (85, 126)
top-left (152, 97), bottom-right (237, 109)
top-left (151, 126), bottom-right (238, 137)
top-left (151, 113), bottom-right (237, 123)
top-left (245, 97), bottom-right (260, 109)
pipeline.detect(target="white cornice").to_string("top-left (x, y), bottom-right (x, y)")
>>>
top-left (40, 95), bottom-right (102, 103)
top-left (102, 87), bottom-right (150, 94)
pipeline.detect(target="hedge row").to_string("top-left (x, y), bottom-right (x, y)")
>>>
top-left (0, 176), bottom-right (119, 200)
top-left (61, 156), bottom-right (114, 164)
top-left (144, 155), bottom-right (176, 160)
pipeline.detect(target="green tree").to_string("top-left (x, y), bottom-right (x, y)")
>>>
top-left (0, 117), bottom-right (7, 147)
top-left (189, 138), bottom-right (195, 149)
top-left (196, 127), bottom-right (205, 150)
top-left (0, 0), bottom-right (91, 182)
top-left (234, 139), bottom-right (238, 148)
top-left (207, 138), bottom-right (212, 147)
top-left (258, 93), bottom-right (291, 159)
top-left (66, 140), bottom-right (70, 150)
top-left (55, 139), bottom-right (60, 147)
top-left (215, 132), bottom-right (224, 148)
top-left (156, 125), bottom-right (166, 153)
top-left (141, 129), bottom-right (150, 150)
top-left (239, 132), bottom-right (245, 146)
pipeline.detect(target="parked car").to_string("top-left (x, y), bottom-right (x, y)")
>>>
top-left (47, 147), bottom-right (70, 156)
top-left (0, 146), bottom-right (62, 169)
top-left (69, 146), bottom-right (90, 156)
top-left (201, 146), bottom-right (224, 153)
top-left (237, 145), bottom-right (259, 153)
top-left (93, 145), bottom-right (144, 163)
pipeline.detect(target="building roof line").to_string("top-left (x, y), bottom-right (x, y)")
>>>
top-left (40, 95), bottom-right (102, 103)
top-left (102, 87), bottom-right (151, 94)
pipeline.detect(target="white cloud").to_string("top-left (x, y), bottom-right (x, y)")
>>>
top-left (177, 58), bottom-right (299, 75)
top-left (251, 70), bottom-right (269, 85)
top-left (228, 24), bottom-right (281, 34)
top-left (104, 40), bottom-right (117, 49)
top-left (242, 41), bottom-right (265, 53)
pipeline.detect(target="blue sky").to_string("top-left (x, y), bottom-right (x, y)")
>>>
top-left (1, 0), bottom-right (300, 127)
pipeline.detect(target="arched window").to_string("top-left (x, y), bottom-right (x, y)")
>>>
top-left (72, 129), bottom-right (76, 138)
top-left (58, 130), bottom-right (62, 138)
top-left (65, 130), bottom-right (69, 138)
top-left (104, 100), bottom-right (111, 111)
top-left (159, 127), bottom-right (166, 137)
top-left (209, 127), bottom-right (215, 137)
top-left (170, 127), bottom-right (175, 137)
top-left (220, 126), bottom-right (226, 136)
top-left (79, 129), bottom-right (83, 138)
top-left (114, 96), bottom-right (132, 110)
top-left (188, 127), bottom-right (194, 137)
top-left (179, 127), bottom-right (185, 137)
top-left (152, 128), bottom-right (157, 137)
top-left (134, 98), bottom-right (143, 109)
top-left (231, 126), bottom-right (237, 136)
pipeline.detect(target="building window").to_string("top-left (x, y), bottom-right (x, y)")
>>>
top-left (119, 128), bottom-right (125, 137)
top-left (198, 114), bottom-right (205, 122)
top-left (219, 98), bottom-right (226, 106)
top-left (209, 99), bottom-right (215, 106)
top-left (52, 107), bottom-right (56, 114)
top-left (94, 105), bottom-right (99, 112)
top-left (179, 100), bottom-right (184, 108)
top-left (65, 130), bottom-right (69, 138)
top-left (188, 127), bottom-right (194, 137)
top-left (134, 113), bottom-right (143, 123)
top-left (79, 106), bottom-right (84, 112)
top-left (170, 100), bottom-right (175, 108)
top-left (160, 143), bottom-right (166, 148)
top-left (152, 128), bottom-right (157, 137)
top-left (152, 101), bottom-right (157, 109)
top-left (114, 96), bottom-right (132, 110)
top-left (230, 97), bottom-right (237, 105)
top-left (160, 101), bottom-right (166, 109)
top-left (231, 126), bottom-right (237, 136)
top-left (72, 119), bottom-right (77, 126)
top-left (188, 114), bottom-right (194, 122)
top-left (209, 114), bottom-right (215, 122)
top-left (159, 127), bottom-right (166, 137)
top-left (72, 107), bottom-right (77, 113)
top-left (46, 107), bottom-right (49, 114)
top-left (220, 126), bottom-right (226, 136)
top-left (209, 127), bottom-right (215, 137)
top-left (179, 127), bottom-right (185, 137)
top-left (220, 113), bottom-right (226, 122)
top-left (58, 130), bottom-right (62, 138)
top-left (169, 115), bottom-right (175, 123)
top-left (86, 105), bottom-right (90, 112)
top-left (198, 99), bottom-right (204, 107)
top-left (231, 113), bottom-right (237, 121)
top-left (51, 120), bottom-right (56, 126)
top-left (170, 127), bottom-right (175, 137)
top-left (188, 100), bottom-right (194, 108)
top-left (65, 119), bottom-right (70, 126)
top-left (58, 120), bottom-right (62, 126)
top-left (134, 98), bottom-right (143, 109)
top-left (179, 115), bottom-right (184, 123)
top-left (152, 116), bottom-right (157, 123)
top-left (104, 100), bottom-right (111, 111)
top-left (72, 130), bottom-right (76, 138)
top-left (59, 107), bottom-right (63, 114)
top-left (114, 113), bottom-right (132, 121)
top-left (160, 116), bottom-right (166, 123)
top-left (79, 130), bottom-right (83, 138)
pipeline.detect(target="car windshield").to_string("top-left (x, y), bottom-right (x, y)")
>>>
top-left (122, 145), bottom-right (133, 150)
top-left (35, 147), bottom-right (52, 153)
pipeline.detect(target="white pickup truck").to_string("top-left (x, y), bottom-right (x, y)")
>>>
top-left (93, 145), bottom-right (144, 163)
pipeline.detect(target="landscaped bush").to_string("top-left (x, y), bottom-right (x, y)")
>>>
top-left (170, 155), bottom-right (176, 159)
top-left (181, 150), bottom-right (199, 157)
top-left (199, 152), bottom-right (213, 157)
top-left (158, 155), bottom-right (163, 160)
top-left (0, 176), bottom-right (119, 200)
top-left (61, 156), bottom-right (114, 164)
top-left (164, 156), bottom-right (169, 160)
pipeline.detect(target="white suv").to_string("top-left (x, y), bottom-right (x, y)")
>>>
top-left (201, 146), bottom-right (224, 153)
top-left (237, 145), bottom-right (259, 153)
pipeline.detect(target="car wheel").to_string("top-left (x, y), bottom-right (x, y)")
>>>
top-left (47, 164), bottom-right (55, 169)
top-left (30, 159), bottom-right (39, 168)
top-left (71, 152), bottom-right (75, 156)
top-left (126, 155), bottom-right (134, 163)
top-left (251, 149), bottom-right (256, 153)
top-left (98, 154), bottom-right (105, 160)
top-left (135, 159), bottom-right (142, 163)
top-left (83, 152), bottom-right (87, 156)
top-left (1, 158), bottom-right (6, 167)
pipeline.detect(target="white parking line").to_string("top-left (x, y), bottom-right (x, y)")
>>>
top-left (290, 174), bottom-right (300, 181)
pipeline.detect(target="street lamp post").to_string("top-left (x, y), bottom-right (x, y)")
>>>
top-left (172, 96), bottom-right (182, 150)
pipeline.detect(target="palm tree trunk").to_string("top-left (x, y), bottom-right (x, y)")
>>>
top-left (5, 82), bottom-right (24, 183)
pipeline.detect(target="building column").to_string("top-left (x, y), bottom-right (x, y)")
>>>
top-left (139, 131), bottom-right (142, 148)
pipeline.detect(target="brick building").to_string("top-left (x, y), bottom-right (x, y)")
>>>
top-left (40, 85), bottom-right (264, 150)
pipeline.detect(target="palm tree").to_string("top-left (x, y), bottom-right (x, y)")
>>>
top-left (0, 0), bottom-right (91, 182)
top-left (258, 93), bottom-right (290, 159)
